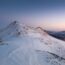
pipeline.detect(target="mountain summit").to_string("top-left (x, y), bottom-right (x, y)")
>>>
top-left (0, 21), bottom-right (21, 41)
top-left (0, 21), bottom-right (48, 41)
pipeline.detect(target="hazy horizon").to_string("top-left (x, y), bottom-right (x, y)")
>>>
top-left (0, 0), bottom-right (65, 31)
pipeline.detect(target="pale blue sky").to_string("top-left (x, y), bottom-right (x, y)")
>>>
top-left (0, 0), bottom-right (65, 31)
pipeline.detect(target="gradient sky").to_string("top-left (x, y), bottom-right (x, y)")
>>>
top-left (0, 0), bottom-right (65, 31)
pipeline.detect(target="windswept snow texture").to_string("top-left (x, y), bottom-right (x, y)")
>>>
top-left (0, 21), bottom-right (65, 65)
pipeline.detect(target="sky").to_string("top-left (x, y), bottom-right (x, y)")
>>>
top-left (0, 0), bottom-right (65, 31)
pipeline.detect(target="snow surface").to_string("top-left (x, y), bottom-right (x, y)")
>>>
top-left (0, 21), bottom-right (65, 65)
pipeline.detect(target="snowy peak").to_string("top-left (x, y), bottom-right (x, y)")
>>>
top-left (0, 21), bottom-right (21, 41)
top-left (8, 21), bottom-right (17, 26)
top-left (0, 21), bottom-right (32, 40)
top-left (0, 21), bottom-right (49, 41)
top-left (35, 27), bottom-right (48, 35)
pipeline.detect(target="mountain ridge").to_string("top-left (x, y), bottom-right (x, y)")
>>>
top-left (0, 21), bottom-right (65, 65)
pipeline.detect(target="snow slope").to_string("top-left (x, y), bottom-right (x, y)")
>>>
top-left (0, 21), bottom-right (65, 65)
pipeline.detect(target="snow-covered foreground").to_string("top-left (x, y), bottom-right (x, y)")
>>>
top-left (0, 21), bottom-right (65, 65)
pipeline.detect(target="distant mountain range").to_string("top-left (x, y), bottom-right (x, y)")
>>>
top-left (46, 31), bottom-right (65, 41)
top-left (33, 27), bottom-right (65, 41)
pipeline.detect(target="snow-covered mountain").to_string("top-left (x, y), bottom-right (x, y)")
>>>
top-left (0, 21), bottom-right (65, 65)
top-left (47, 30), bottom-right (65, 41)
